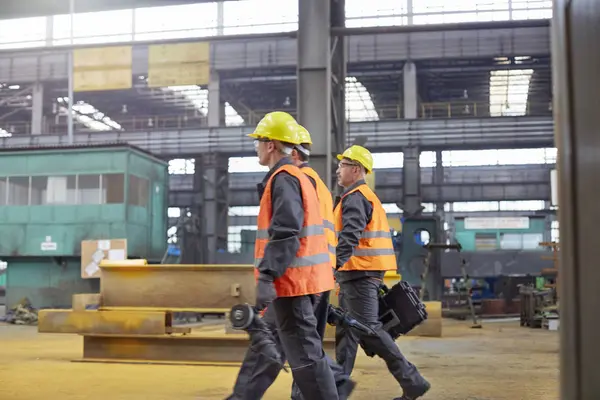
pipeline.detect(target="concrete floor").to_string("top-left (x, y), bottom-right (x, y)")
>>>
top-left (0, 319), bottom-right (559, 400)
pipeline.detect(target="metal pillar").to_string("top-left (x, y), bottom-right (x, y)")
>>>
top-left (401, 60), bottom-right (421, 216)
top-left (330, 0), bottom-right (347, 187)
top-left (67, 0), bottom-right (74, 145)
top-left (553, 1), bottom-right (600, 398)
top-left (403, 61), bottom-right (418, 119)
top-left (195, 153), bottom-right (229, 264)
top-left (297, 0), bottom-right (346, 189)
top-left (208, 72), bottom-right (221, 128)
top-left (31, 83), bottom-right (44, 135)
top-left (217, 1), bottom-right (225, 36)
top-left (402, 146), bottom-right (422, 217)
top-left (45, 16), bottom-right (53, 46)
top-left (434, 150), bottom-right (444, 214)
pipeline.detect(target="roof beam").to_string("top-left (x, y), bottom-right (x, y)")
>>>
top-left (0, 21), bottom-right (550, 83)
top-left (169, 164), bottom-right (554, 207)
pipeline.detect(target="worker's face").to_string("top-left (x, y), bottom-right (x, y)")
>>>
top-left (336, 159), bottom-right (362, 187)
top-left (254, 138), bottom-right (274, 166)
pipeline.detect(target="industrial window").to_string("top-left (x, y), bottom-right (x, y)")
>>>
top-left (228, 225), bottom-right (258, 253)
top-left (78, 175), bottom-right (101, 205)
top-left (102, 174), bottom-right (125, 204)
top-left (30, 176), bottom-right (77, 205)
top-left (223, 0), bottom-right (297, 35)
top-left (0, 178), bottom-right (7, 206)
top-left (53, 10), bottom-right (133, 46)
top-left (551, 220), bottom-right (559, 242)
top-left (7, 177), bottom-right (30, 206)
top-left (135, 4), bottom-right (218, 41)
top-left (168, 207), bottom-right (181, 218)
top-left (0, 17), bottom-right (46, 50)
top-left (500, 232), bottom-right (543, 250)
top-left (128, 175), bottom-right (150, 207)
top-left (169, 159), bottom-right (195, 175)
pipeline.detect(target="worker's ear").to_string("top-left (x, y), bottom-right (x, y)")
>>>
top-left (291, 148), bottom-right (299, 161)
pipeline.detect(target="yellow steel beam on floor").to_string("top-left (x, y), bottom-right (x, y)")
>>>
top-left (99, 307), bottom-right (230, 314)
top-left (99, 264), bottom-right (256, 310)
top-left (81, 334), bottom-right (335, 365)
top-left (38, 310), bottom-right (168, 335)
top-left (406, 301), bottom-right (443, 338)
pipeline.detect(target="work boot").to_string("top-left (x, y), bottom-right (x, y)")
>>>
top-left (291, 378), bottom-right (356, 400)
top-left (394, 380), bottom-right (431, 400)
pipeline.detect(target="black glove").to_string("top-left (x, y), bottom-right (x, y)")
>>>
top-left (256, 273), bottom-right (277, 311)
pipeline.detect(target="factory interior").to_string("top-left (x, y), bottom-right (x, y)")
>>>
top-left (0, 0), bottom-right (598, 399)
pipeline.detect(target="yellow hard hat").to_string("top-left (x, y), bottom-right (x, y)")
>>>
top-left (247, 111), bottom-right (299, 144)
top-left (294, 124), bottom-right (312, 145)
top-left (336, 145), bottom-right (374, 173)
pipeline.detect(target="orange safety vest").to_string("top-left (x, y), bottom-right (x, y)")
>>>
top-left (300, 165), bottom-right (336, 268)
top-left (333, 183), bottom-right (396, 272)
top-left (255, 164), bottom-right (335, 297)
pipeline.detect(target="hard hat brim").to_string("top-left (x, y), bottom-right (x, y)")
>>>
top-left (337, 153), bottom-right (373, 173)
top-left (247, 133), bottom-right (260, 139)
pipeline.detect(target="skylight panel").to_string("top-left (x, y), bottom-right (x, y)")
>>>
top-left (345, 77), bottom-right (379, 122)
top-left (489, 69), bottom-right (534, 117)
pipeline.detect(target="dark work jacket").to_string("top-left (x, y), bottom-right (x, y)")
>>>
top-left (334, 179), bottom-right (385, 284)
top-left (256, 157), bottom-right (307, 279)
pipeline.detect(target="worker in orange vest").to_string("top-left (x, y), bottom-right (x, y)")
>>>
top-left (334, 145), bottom-right (431, 400)
top-left (226, 112), bottom-right (354, 400)
top-left (288, 123), bottom-right (342, 399)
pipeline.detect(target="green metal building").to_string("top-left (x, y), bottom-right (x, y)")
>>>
top-left (1, 144), bottom-right (168, 309)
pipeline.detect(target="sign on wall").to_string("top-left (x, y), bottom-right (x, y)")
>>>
top-left (464, 217), bottom-right (530, 230)
top-left (73, 46), bottom-right (133, 92)
top-left (148, 42), bottom-right (210, 87)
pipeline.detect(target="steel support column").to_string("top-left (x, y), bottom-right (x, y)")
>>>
top-left (198, 153), bottom-right (229, 263)
top-left (330, 0), bottom-right (347, 189)
top-left (31, 83), bottom-right (44, 135)
top-left (553, 0), bottom-right (600, 398)
top-left (208, 72), bottom-right (221, 128)
top-left (402, 146), bottom-right (422, 216)
top-left (434, 150), bottom-right (444, 214)
top-left (403, 61), bottom-right (418, 119)
top-left (297, 0), bottom-right (346, 189)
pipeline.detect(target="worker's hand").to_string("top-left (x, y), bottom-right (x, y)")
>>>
top-left (256, 273), bottom-right (277, 311)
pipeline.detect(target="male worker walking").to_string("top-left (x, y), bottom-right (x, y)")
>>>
top-left (288, 124), bottom-right (339, 400)
top-left (226, 112), bottom-right (353, 400)
top-left (334, 145), bottom-right (431, 400)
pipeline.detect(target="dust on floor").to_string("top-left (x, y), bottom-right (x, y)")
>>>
top-left (0, 320), bottom-right (559, 400)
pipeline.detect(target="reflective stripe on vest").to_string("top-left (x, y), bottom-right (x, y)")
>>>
top-left (333, 183), bottom-right (397, 272)
top-left (255, 164), bottom-right (335, 297)
top-left (255, 224), bottom-right (324, 240)
top-left (300, 166), bottom-right (337, 267)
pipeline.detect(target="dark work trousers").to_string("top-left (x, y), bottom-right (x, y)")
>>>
top-left (335, 277), bottom-right (428, 397)
top-left (226, 292), bottom-right (347, 400)
top-left (289, 290), bottom-right (331, 399)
